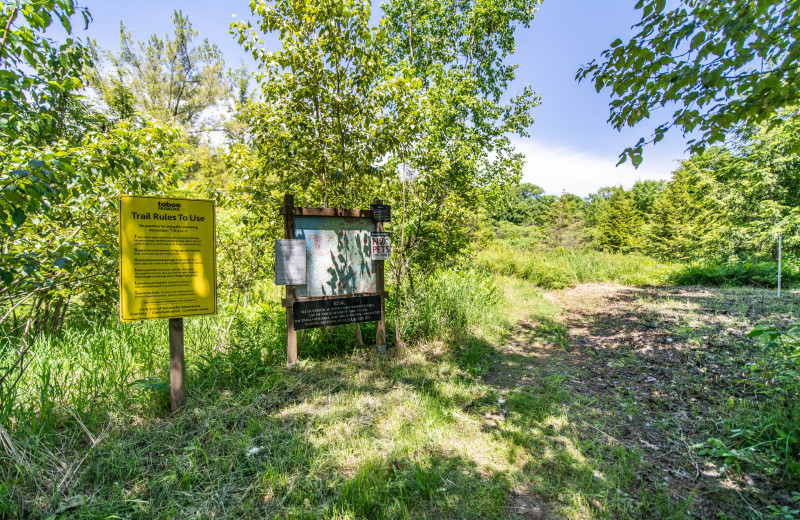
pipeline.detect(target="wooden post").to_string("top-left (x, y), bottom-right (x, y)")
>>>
top-left (778, 233), bottom-right (782, 298)
top-left (284, 194), bottom-right (298, 366)
top-left (169, 317), bottom-right (185, 411)
top-left (354, 324), bottom-right (364, 346)
top-left (374, 198), bottom-right (387, 354)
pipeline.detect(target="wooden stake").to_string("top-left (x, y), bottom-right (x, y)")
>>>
top-left (354, 323), bottom-right (364, 347)
top-left (284, 194), bottom-right (298, 366)
top-left (778, 233), bottom-right (782, 298)
top-left (374, 198), bottom-right (387, 354)
top-left (169, 317), bottom-right (185, 411)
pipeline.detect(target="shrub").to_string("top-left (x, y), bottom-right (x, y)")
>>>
top-left (475, 246), bottom-right (676, 289)
top-left (670, 258), bottom-right (800, 288)
top-left (399, 267), bottom-right (506, 343)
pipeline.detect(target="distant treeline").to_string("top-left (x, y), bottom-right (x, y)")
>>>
top-left (487, 118), bottom-right (800, 263)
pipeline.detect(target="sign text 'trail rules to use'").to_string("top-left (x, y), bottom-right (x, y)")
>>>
top-left (119, 195), bottom-right (217, 321)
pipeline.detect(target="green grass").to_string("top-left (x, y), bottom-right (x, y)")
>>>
top-left (476, 246), bottom-right (678, 289)
top-left (4, 263), bottom-right (798, 518)
top-left (477, 246), bottom-right (797, 291)
top-left (670, 257), bottom-right (800, 288)
top-left (396, 267), bottom-right (508, 343)
top-left (0, 268), bottom-right (528, 519)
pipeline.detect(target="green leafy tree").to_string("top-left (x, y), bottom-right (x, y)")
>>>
top-left (577, 0), bottom-right (800, 165)
top-left (0, 0), bottom-right (94, 145)
top-left (381, 0), bottom-right (541, 277)
top-left (675, 123), bottom-right (800, 260)
top-left (487, 183), bottom-right (551, 226)
top-left (1, 2), bottom-right (187, 326)
top-left (1, 122), bottom-right (185, 323)
top-left (646, 173), bottom-right (696, 260)
top-left (216, 207), bottom-right (277, 327)
top-left (89, 10), bottom-right (226, 129)
top-left (630, 179), bottom-right (665, 222)
top-left (0, 0), bottom-right (98, 242)
top-left (233, 0), bottom-right (417, 208)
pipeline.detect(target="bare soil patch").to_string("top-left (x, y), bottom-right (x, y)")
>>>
top-left (497, 283), bottom-right (800, 519)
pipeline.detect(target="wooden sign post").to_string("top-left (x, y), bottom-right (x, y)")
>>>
top-left (373, 198), bottom-right (387, 354)
top-left (169, 317), bottom-right (185, 410)
top-left (283, 194), bottom-right (298, 366)
top-left (119, 195), bottom-right (217, 411)
top-left (276, 195), bottom-right (390, 364)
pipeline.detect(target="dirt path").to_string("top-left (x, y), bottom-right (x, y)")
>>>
top-left (497, 283), bottom-right (800, 519)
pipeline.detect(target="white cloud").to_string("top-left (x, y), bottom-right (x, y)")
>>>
top-left (513, 139), bottom-right (683, 197)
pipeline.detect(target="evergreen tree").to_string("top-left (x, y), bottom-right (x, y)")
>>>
top-left (595, 187), bottom-right (642, 253)
top-left (647, 176), bottom-right (693, 261)
top-left (544, 193), bottom-right (586, 249)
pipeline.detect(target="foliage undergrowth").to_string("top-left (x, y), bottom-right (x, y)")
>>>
top-left (476, 246), bottom-right (677, 289)
top-left (0, 267), bottom-right (522, 518)
top-left (670, 258), bottom-right (800, 288)
top-left (398, 268), bottom-right (507, 342)
top-left (738, 322), bottom-right (800, 482)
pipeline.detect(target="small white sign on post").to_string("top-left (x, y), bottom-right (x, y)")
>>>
top-left (371, 232), bottom-right (391, 261)
top-left (275, 239), bottom-right (307, 286)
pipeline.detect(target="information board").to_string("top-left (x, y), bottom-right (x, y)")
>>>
top-left (293, 296), bottom-right (382, 330)
top-left (119, 195), bottom-right (217, 321)
top-left (275, 239), bottom-right (306, 285)
top-left (294, 216), bottom-right (376, 297)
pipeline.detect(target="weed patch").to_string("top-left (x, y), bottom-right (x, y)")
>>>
top-left (476, 246), bottom-right (677, 289)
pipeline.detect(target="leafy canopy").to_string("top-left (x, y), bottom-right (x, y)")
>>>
top-left (0, 0), bottom-right (93, 145)
top-left (89, 10), bottom-right (226, 129)
top-left (233, 0), bottom-right (416, 208)
top-left (577, 0), bottom-right (800, 166)
top-left (381, 0), bottom-right (541, 269)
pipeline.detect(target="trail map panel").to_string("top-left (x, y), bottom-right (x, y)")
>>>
top-left (119, 195), bottom-right (217, 321)
top-left (293, 296), bottom-right (382, 330)
top-left (294, 216), bottom-right (376, 297)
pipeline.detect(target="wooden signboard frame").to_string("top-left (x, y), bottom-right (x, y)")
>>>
top-left (280, 194), bottom-right (387, 365)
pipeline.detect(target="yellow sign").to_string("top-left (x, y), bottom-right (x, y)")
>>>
top-left (119, 195), bottom-right (217, 321)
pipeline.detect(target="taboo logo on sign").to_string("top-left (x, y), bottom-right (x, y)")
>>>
top-left (158, 201), bottom-right (182, 211)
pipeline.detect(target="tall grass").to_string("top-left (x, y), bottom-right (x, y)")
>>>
top-left (398, 267), bottom-right (508, 343)
top-left (0, 267), bottom-right (506, 431)
top-left (476, 246), bottom-right (677, 289)
top-left (0, 297), bottom-right (289, 429)
top-left (671, 258), bottom-right (800, 288)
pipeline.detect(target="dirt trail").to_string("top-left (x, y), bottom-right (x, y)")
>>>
top-left (502, 283), bottom-right (799, 519)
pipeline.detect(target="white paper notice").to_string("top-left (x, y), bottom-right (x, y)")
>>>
top-left (371, 232), bottom-right (391, 261)
top-left (275, 239), bottom-right (307, 285)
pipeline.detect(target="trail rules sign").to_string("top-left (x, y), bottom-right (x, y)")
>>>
top-left (371, 232), bottom-right (391, 261)
top-left (119, 195), bottom-right (217, 321)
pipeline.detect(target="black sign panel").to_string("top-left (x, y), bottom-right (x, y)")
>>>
top-left (293, 295), bottom-right (381, 330)
top-left (370, 204), bottom-right (391, 222)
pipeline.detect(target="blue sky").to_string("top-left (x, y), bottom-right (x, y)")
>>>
top-left (79, 0), bottom-right (691, 196)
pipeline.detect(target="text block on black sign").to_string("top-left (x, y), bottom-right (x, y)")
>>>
top-left (370, 204), bottom-right (391, 222)
top-left (293, 296), bottom-right (382, 330)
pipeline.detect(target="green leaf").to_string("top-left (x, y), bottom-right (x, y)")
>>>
top-left (130, 378), bottom-right (170, 394)
top-left (12, 207), bottom-right (26, 227)
top-left (690, 32), bottom-right (706, 51)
